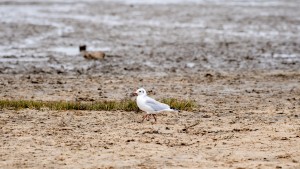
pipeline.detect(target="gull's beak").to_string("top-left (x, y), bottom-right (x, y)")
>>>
top-left (131, 91), bottom-right (138, 97)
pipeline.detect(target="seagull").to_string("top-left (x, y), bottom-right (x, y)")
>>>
top-left (134, 88), bottom-right (178, 122)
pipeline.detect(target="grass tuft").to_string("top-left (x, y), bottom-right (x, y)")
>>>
top-left (0, 99), bottom-right (196, 111)
top-left (161, 98), bottom-right (196, 111)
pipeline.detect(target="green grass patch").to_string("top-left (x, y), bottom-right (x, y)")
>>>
top-left (161, 98), bottom-right (196, 111)
top-left (0, 99), bottom-right (197, 111)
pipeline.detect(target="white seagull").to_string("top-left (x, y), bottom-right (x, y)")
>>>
top-left (134, 88), bottom-right (177, 122)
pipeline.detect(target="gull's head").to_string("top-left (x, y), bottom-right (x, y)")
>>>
top-left (135, 88), bottom-right (147, 96)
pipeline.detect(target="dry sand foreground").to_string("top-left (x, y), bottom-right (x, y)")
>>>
top-left (0, 73), bottom-right (300, 168)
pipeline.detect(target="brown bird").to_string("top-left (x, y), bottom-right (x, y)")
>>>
top-left (79, 45), bottom-right (105, 60)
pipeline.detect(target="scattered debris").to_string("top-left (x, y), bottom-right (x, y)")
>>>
top-left (182, 120), bottom-right (201, 132)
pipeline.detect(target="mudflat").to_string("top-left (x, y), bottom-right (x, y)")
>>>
top-left (0, 0), bottom-right (299, 168)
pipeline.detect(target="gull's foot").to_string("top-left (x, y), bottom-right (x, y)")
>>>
top-left (146, 114), bottom-right (151, 121)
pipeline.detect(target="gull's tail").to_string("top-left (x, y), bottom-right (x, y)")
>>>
top-left (159, 108), bottom-right (180, 113)
top-left (170, 107), bottom-right (180, 113)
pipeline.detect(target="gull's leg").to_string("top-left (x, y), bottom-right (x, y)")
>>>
top-left (146, 114), bottom-right (151, 121)
top-left (141, 114), bottom-right (147, 122)
top-left (153, 114), bottom-right (157, 122)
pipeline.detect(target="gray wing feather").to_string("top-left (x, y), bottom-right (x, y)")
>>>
top-left (145, 98), bottom-right (170, 111)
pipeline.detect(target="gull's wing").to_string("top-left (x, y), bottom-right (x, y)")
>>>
top-left (145, 96), bottom-right (170, 111)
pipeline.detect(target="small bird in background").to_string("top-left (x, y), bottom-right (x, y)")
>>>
top-left (79, 45), bottom-right (105, 60)
top-left (133, 88), bottom-right (178, 123)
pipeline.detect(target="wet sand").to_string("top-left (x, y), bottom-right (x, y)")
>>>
top-left (0, 0), bottom-right (300, 168)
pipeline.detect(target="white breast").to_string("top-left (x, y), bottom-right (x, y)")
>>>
top-left (136, 95), bottom-right (155, 114)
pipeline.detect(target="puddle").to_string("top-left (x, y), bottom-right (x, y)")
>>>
top-left (273, 54), bottom-right (299, 58)
top-left (261, 53), bottom-right (299, 59)
top-left (50, 47), bottom-right (80, 56)
top-left (49, 46), bottom-right (111, 55)
top-left (186, 62), bottom-right (195, 68)
top-left (105, 0), bottom-right (295, 7)
top-left (0, 57), bottom-right (48, 62)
